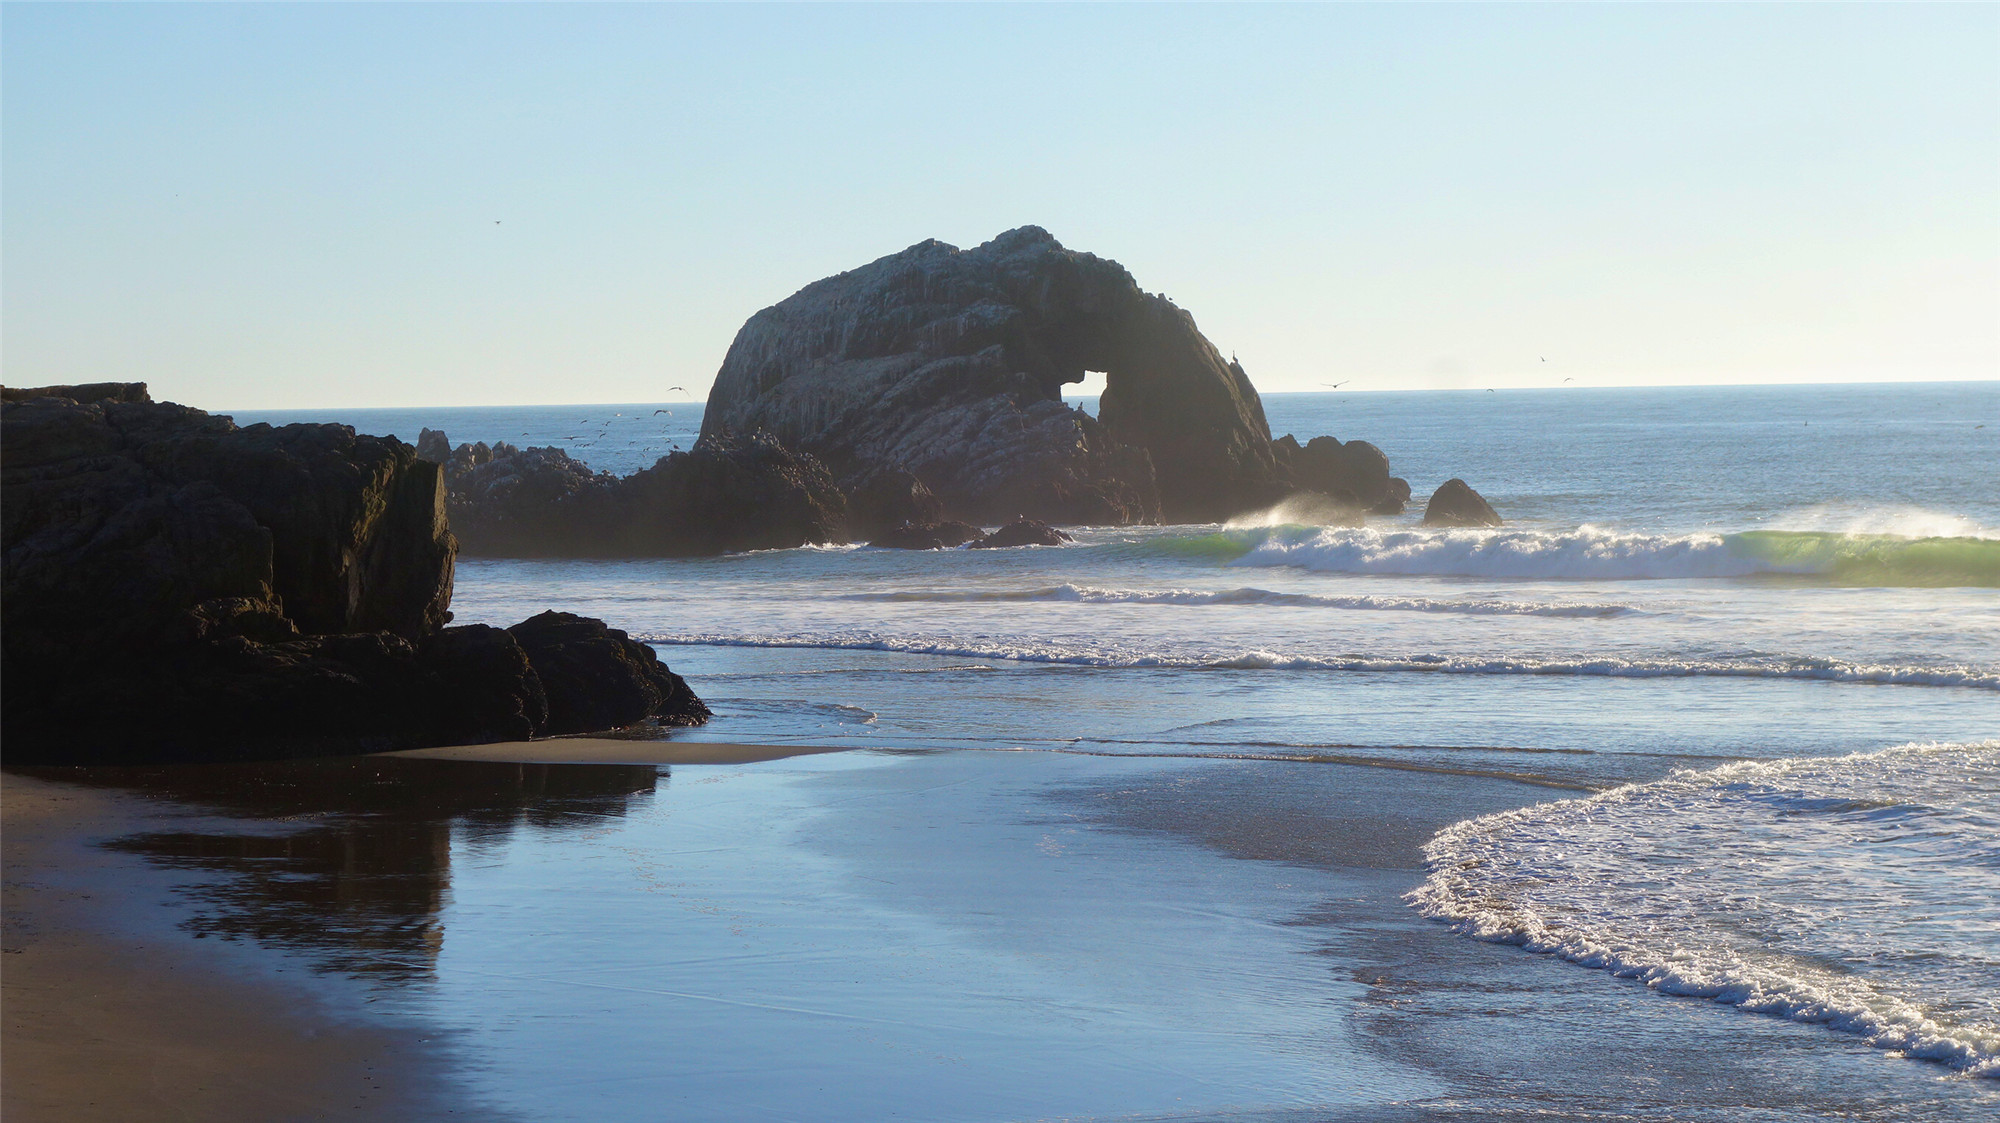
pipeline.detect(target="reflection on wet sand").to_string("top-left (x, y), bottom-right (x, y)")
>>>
top-left (16, 756), bottom-right (663, 979)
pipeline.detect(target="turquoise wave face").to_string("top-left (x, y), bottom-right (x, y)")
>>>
top-left (1725, 531), bottom-right (2000, 588)
top-left (1118, 529), bottom-right (1266, 562)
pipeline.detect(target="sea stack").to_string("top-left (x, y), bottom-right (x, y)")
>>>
top-left (701, 226), bottom-right (1288, 525)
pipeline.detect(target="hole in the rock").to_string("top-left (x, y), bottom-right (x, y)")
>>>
top-left (1064, 371), bottom-right (1110, 416)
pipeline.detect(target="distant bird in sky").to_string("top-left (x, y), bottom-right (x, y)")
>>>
top-left (1563, 377), bottom-right (1574, 383)
top-left (653, 409), bottom-right (673, 416)
top-left (1541, 357), bottom-right (1547, 362)
top-left (667, 385), bottom-right (688, 395)
top-left (1322, 380), bottom-right (1350, 389)
top-left (1486, 388), bottom-right (1496, 393)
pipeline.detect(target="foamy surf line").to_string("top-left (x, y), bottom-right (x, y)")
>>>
top-left (842, 584), bottom-right (1637, 618)
top-left (1409, 741), bottom-right (2000, 1077)
top-left (644, 635), bottom-right (2000, 690)
top-left (1218, 526), bottom-right (2000, 585)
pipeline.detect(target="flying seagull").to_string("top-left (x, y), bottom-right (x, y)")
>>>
top-left (668, 386), bottom-right (688, 394)
top-left (1563, 377), bottom-right (1574, 383)
top-left (1541, 357), bottom-right (1547, 362)
top-left (1322, 381), bottom-right (1351, 389)
top-left (653, 409), bottom-right (673, 416)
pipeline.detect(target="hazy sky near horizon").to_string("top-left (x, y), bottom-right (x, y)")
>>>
top-left (4, 3), bottom-right (1995, 409)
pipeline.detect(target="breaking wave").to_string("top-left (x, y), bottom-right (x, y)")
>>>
top-left (642, 634), bottom-right (2000, 690)
top-left (1409, 741), bottom-right (2000, 1076)
top-left (1217, 526), bottom-right (2000, 586)
top-left (843, 584), bottom-right (1636, 618)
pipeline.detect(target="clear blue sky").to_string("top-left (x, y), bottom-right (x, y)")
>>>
top-left (4, 3), bottom-right (1994, 408)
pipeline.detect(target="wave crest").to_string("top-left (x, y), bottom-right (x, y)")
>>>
top-left (642, 634), bottom-right (1999, 690)
top-left (843, 584), bottom-right (1636, 618)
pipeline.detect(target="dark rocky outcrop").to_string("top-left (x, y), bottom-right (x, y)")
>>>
top-left (441, 430), bottom-right (846, 557)
top-left (420, 623), bottom-right (550, 743)
top-left (968, 518), bottom-right (1074, 549)
top-left (416, 426), bottom-right (451, 464)
top-left (507, 611), bottom-right (707, 736)
top-left (845, 469), bottom-right (944, 540)
top-left (2, 384), bottom-right (708, 764)
top-left (1270, 435), bottom-right (1411, 515)
top-left (1382, 476), bottom-right (1414, 515)
top-left (1422, 479), bottom-right (1503, 528)
top-left (701, 226), bottom-right (1282, 524)
top-left (1, 381), bottom-right (150, 405)
top-left (870, 520), bottom-right (986, 550)
top-left (3, 387), bottom-right (454, 663)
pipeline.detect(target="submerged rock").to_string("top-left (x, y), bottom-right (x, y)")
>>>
top-left (1422, 478), bottom-right (1503, 528)
top-left (702, 226), bottom-right (1283, 524)
top-left (870, 520), bottom-right (986, 550)
top-left (1, 384), bottom-right (709, 763)
top-left (968, 518), bottom-right (1075, 549)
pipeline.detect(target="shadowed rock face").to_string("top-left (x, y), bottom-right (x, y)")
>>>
top-left (2, 389), bottom-right (455, 662)
top-left (702, 226), bottom-right (1283, 524)
top-left (1, 385), bottom-right (709, 763)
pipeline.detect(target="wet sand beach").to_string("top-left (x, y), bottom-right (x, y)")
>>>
top-left (1, 774), bottom-right (478, 1123)
top-left (5, 746), bottom-right (1991, 1121)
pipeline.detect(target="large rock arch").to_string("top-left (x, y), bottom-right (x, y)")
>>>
top-left (700, 226), bottom-right (1284, 524)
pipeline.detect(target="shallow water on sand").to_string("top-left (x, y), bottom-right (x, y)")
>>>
top-left (23, 746), bottom-right (1997, 1121)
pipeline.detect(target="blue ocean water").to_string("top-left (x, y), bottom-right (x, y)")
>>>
top-left (217, 383), bottom-right (2000, 1111)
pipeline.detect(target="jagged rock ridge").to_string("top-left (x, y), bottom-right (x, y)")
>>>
top-left (430, 430), bottom-right (846, 557)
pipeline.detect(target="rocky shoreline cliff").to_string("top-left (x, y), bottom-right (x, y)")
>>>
top-left (1, 384), bottom-right (708, 765)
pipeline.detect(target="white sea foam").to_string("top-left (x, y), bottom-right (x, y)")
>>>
top-left (642, 634), bottom-right (2000, 690)
top-left (844, 584), bottom-right (1637, 618)
top-left (1223, 524), bottom-right (2000, 586)
top-left (1767, 503), bottom-right (1998, 540)
top-left (1231, 526), bottom-right (1771, 580)
top-left (1408, 741), bottom-right (2000, 1076)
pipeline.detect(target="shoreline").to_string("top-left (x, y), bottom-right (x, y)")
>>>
top-left (380, 737), bottom-right (854, 766)
top-left (1, 772), bottom-right (485, 1123)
